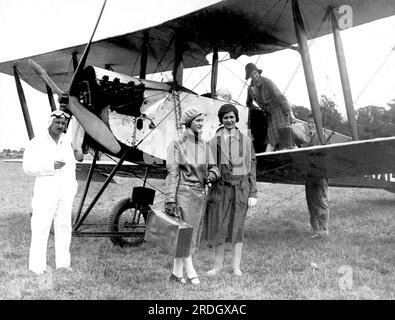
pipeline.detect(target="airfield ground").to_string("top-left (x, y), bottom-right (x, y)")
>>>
top-left (0, 160), bottom-right (393, 300)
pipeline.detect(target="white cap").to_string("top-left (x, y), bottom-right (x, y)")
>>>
top-left (180, 106), bottom-right (203, 126)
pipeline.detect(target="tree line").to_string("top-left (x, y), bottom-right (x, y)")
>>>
top-left (293, 95), bottom-right (395, 140)
top-left (0, 148), bottom-right (24, 159)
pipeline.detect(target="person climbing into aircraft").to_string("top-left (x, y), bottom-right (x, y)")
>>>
top-left (203, 103), bottom-right (257, 277)
top-left (23, 110), bottom-right (81, 275)
top-left (164, 106), bottom-right (219, 285)
top-left (245, 62), bottom-right (296, 152)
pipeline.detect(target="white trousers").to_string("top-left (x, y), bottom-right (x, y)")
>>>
top-left (29, 191), bottom-right (75, 273)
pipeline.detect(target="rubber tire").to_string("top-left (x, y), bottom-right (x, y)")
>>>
top-left (107, 197), bottom-right (147, 247)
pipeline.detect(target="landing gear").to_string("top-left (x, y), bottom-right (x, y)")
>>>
top-left (107, 198), bottom-right (146, 247)
top-left (107, 186), bottom-right (156, 247)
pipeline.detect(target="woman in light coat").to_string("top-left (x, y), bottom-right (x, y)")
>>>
top-left (164, 106), bottom-right (219, 285)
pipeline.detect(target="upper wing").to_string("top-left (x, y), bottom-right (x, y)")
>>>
top-left (256, 136), bottom-right (395, 184)
top-left (1, 0), bottom-right (394, 94)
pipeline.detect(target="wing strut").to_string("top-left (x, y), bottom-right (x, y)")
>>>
top-left (13, 67), bottom-right (34, 140)
top-left (292, 0), bottom-right (324, 144)
top-left (73, 150), bottom-right (99, 228)
top-left (172, 33), bottom-right (184, 89)
top-left (330, 9), bottom-right (358, 140)
top-left (211, 45), bottom-right (219, 97)
top-left (45, 85), bottom-right (56, 112)
top-left (73, 149), bottom-right (130, 233)
top-left (72, 52), bottom-right (79, 71)
top-left (139, 32), bottom-right (149, 79)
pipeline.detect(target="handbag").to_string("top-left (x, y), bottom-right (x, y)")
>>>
top-left (144, 208), bottom-right (193, 258)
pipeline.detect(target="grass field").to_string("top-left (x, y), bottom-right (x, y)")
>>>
top-left (0, 160), bottom-right (394, 300)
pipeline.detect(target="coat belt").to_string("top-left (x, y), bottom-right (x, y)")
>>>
top-left (219, 179), bottom-right (243, 186)
top-left (179, 180), bottom-right (204, 189)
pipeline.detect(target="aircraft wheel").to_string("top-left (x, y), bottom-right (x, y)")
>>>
top-left (107, 197), bottom-right (148, 247)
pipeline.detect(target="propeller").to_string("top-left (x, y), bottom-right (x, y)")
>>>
top-left (28, 58), bottom-right (121, 154)
top-left (28, 0), bottom-right (121, 154)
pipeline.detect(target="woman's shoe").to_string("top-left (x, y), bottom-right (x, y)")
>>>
top-left (186, 277), bottom-right (200, 285)
top-left (207, 268), bottom-right (221, 276)
top-left (233, 269), bottom-right (242, 276)
top-left (169, 273), bottom-right (186, 284)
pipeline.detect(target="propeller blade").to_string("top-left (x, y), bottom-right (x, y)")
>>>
top-left (28, 59), bottom-right (65, 96)
top-left (64, 0), bottom-right (120, 154)
top-left (69, 0), bottom-right (107, 94)
top-left (69, 96), bottom-right (121, 154)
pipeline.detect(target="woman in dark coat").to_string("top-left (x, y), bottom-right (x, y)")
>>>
top-left (246, 63), bottom-right (296, 152)
top-left (203, 103), bottom-right (257, 276)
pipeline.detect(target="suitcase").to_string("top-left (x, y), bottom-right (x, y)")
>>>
top-left (144, 208), bottom-right (193, 258)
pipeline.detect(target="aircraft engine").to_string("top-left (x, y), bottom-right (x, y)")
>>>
top-left (77, 66), bottom-right (146, 118)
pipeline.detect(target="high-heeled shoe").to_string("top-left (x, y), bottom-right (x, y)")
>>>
top-left (169, 273), bottom-right (186, 284)
top-left (186, 276), bottom-right (200, 285)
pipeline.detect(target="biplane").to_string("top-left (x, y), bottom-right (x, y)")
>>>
top-left (1, 0), bottom-right (395, 246)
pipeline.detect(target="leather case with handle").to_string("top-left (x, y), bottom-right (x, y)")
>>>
top-left (144, 208), bottom-right (193, 258)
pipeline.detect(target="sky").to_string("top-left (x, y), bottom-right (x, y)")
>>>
top-left (0, 0), bottom-right (395, 150)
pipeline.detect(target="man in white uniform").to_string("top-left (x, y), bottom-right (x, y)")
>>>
top-left (23, 110), bottom-right (79, 274)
